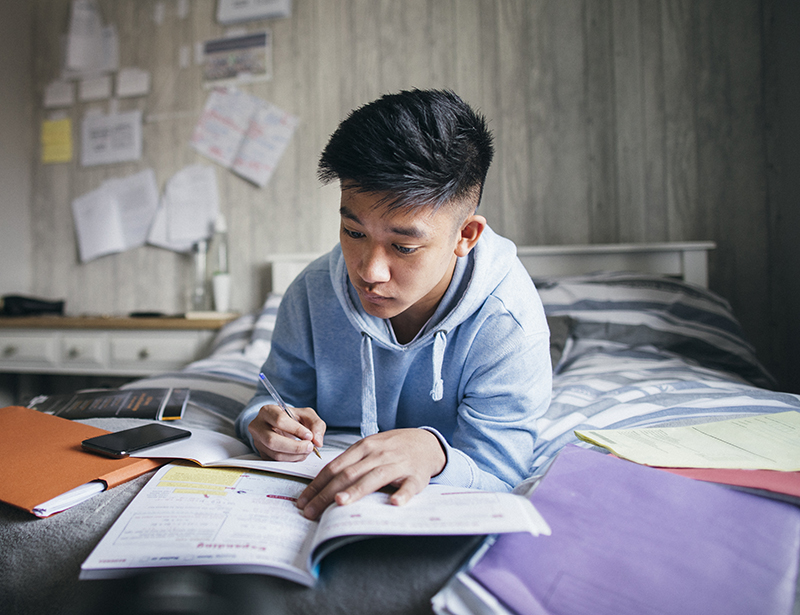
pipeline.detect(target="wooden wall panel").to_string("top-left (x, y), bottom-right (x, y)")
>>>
top-left (26, 0), bottom-right (780, 381)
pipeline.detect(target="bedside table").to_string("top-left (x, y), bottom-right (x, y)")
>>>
top-left (0, 315), bottom-right (230, 377)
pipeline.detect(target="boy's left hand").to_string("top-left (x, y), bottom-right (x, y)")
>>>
top-left (295, 428), bottom-right (446, 520)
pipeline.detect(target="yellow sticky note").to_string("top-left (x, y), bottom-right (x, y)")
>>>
top-left (159, 465), bottom-right (243, 486)
top-left (41, 118), bottom-right (73, 163)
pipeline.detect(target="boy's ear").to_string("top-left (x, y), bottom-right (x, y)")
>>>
top-left (454, 215), bottom-right (486, 257)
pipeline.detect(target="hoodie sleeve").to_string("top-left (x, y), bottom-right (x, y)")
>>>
top-left (234, 277), bottom-right (319, 450)
top-left (428, 309), bottom-right (552, 492)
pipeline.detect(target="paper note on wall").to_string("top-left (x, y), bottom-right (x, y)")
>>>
top-left (71, 169), bottom-right (159, 262)
top-left (43, 81), bottom-right (75, 108)
top-left (41, 118), bottom-right (73, 164)
top-left (190, 87), bottom-right (297, 187)
top-left (81, 110), bottom-right (142, 166)
top-left (64, 0), bottom-right (118, 78)
top-left (147, 165), bottom-right (220, 252)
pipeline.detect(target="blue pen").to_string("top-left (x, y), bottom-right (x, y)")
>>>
top-left (259, 372), bottom-right (321, 458)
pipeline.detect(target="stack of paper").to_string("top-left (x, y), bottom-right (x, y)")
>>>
top-left (575, 411), bottom-right (800, 501)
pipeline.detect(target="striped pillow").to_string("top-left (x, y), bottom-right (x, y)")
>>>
top-left (533, 272), bottom-right (775, 389)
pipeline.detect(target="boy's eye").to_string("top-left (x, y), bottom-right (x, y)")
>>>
top-left (342, 227), bottom-right (364, 239)
top-left (394, 245), bottom-right (417, 255)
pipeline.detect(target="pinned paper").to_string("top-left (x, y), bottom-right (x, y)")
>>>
top-left (63, 0), bottom-right (118, 78)
top-left (80, 109), bottom-right (142, 166)
top-left (71, 169), bottom-right (160, 262)
top-left (43, 81), bottom-right (75, 108)
top-left (148, 165), bottom-right (220, 252)
top-left (78, 74), bottom-right (112, 101)
top-left (216, 0), bottom-right (291, 24)
top-left (190, 88), bottom-right (297, 187)
top-left (116, 67), bottom-right (151, 98)
top-left (41, 118), bottom-right (73, 164)
top-left (201, 31), bottom-right (272, 86)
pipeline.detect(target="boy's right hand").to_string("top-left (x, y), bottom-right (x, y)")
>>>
top-left (248, 404), bottom-right (326, 462)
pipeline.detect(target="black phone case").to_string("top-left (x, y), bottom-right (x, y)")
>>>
top-left (81, 424), bottom-right (190, 458)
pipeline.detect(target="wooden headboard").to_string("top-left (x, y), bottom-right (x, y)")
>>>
top-left (265, 241), bottom-right (716, 294)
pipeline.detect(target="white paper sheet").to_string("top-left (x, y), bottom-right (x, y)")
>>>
top-left (78, 74), bottom-right (112, 101)
top-left (232, 102), bottom-right (299, 187)
top-left (81, 110), bottom-right (142, 166)
top-left (576, 410), bottom-right (800, 471)
top-left (64, 1), bottom-right (118, 77)
top-left (116, 67), bottom-right (151, 98)
top-left (44, 80), bottom-right (75, 108)
top-left (216, 0), bottom-right (291, 24)
top-left (71, 169), bottom-right (159, 262)
top-left (190, 87), bottom-right (297, 187)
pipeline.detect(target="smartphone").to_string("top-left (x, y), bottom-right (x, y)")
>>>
top-left (81, 424), bottom-right (191, 458)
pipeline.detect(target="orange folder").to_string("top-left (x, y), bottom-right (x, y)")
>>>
top-left (0, 405), bottom-right (163, 516)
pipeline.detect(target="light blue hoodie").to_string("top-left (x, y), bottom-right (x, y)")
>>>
top-left (235, 226), bottom-right (552, 491)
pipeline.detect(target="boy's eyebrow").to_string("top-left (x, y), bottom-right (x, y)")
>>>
top-left (339, 206), bottom-right (428, 239)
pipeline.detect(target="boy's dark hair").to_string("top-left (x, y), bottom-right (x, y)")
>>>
top-left (318, 89), bottom-right (494, 212)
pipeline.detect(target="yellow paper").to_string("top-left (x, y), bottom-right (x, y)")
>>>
top-left (158, 464), bottom-right (243, 486)
top-left (575, 411), bottom-right (800, 471)
top-left (41, 118), bottom-right (73, 163)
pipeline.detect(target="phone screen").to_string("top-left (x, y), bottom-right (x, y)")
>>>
top-left (81, 424), bottom-right (190, 458)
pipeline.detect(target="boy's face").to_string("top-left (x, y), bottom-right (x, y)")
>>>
top-left (339, 187), bottom-right (483, 337)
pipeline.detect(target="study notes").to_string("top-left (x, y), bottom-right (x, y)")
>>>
top-left (575, 410), bottom-right (800, 471)
top-left (80, 463), bottom-right (550, 587)
top-left (127, 427), bottom-right (360, 482)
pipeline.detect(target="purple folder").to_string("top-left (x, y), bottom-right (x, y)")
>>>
top-left (469, 445), bottom-right (800, 615)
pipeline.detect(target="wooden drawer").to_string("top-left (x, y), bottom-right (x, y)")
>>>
top-left (0, 332), bottom-right (58, 370)
top-left (60, 333), bottom-right (106, 370)
top-left (109, 331), bottom-right (212, 372)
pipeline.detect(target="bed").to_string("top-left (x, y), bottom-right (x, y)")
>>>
top-left (2, 241), bottom-right (799, 615)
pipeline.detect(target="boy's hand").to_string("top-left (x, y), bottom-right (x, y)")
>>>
top-left (248, 404), bottom-right (326, 462)
top-left (295, 428), bottom-right (446, 520)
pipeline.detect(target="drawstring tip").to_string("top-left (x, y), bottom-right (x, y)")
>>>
top-left (430, 379), bottom-right (444, 402)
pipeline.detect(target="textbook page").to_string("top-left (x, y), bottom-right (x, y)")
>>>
top-left (131, 428), bottom-right (359, 481)
top-left (575, 410), bottom-right (800, 471)
top-left (80, 464), bottom-right (319, 586)
top-left (81, 463), bottom-right (550, 586)
top-left (310, 485), bottom-right (550, 567)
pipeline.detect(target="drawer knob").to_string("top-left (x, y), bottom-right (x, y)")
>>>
top-left (138, 348), bottom-right (150, 360)
top-left (67, 347), bottom-right (80, 359)
top-left (3, 345), bottom-right (16, 357)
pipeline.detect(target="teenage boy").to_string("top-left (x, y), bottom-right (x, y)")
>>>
top-left (235, 89), bottom-right (551, 520)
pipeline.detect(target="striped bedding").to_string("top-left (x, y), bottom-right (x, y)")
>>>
top-left (529, 272), bottom-right (800, 473)
top-left (129, 272), bottom-right (800, 483)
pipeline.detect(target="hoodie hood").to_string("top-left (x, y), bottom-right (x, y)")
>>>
top-left (330, 226), bottom-right (519, 437)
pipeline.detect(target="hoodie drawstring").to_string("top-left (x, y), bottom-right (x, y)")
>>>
top-left (430, 330), bottom-right (447, 401)
top-left (360, 333), bottom-right (379, 437)
top-left (359, 329), bottom-right (448, 437)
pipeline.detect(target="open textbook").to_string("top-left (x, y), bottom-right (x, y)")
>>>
top-left (31, 427), bottom-right (357, 516)
top-left (80, 462), bottom-right (550, 586)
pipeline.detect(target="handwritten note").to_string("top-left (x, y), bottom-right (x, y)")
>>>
top-left (190, 87), bottom-right (298, 187)
top-left (71, 169), bottom-right (159, 262)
